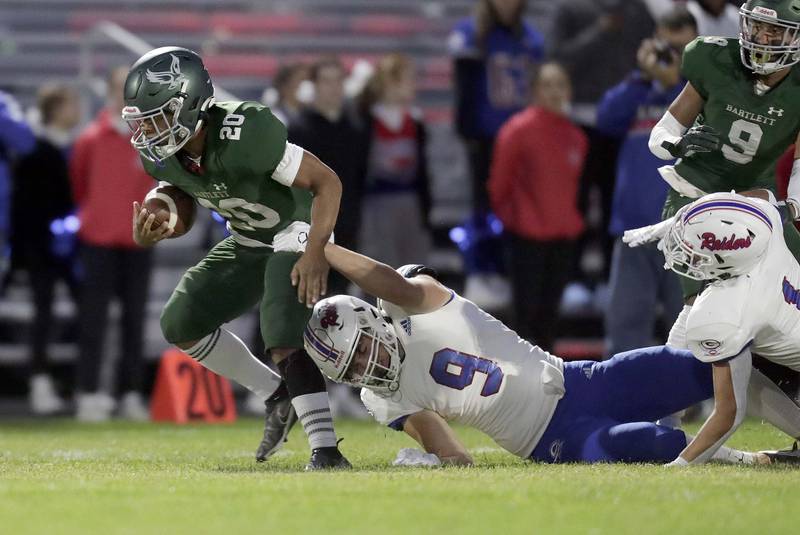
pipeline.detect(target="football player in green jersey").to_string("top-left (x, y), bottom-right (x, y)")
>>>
top-left (122, 47), bottom-right (350, 469)
top-left (644, 0), bottom-right (800, 344)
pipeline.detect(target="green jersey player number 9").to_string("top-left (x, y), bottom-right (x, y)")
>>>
top-left (647, 0), bottom-right (800, 299)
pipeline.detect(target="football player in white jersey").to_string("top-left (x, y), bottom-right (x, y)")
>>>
top-left (300, 243), bottom-right (778, 465)
top-left (635, 191), bottom-right (800, 465)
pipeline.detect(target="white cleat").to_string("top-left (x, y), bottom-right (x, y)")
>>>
top-left (29, 374), bottom-right (66, 415)
top-left (75, 392), bottom-right (115, 423)
top-left (119, 391), bottom-right (150, 421)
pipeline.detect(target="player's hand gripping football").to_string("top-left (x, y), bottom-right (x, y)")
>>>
top-left (291, 245), bottom-right (329, 308)
top-left (132, 201), bottom-right (174, 247)
top-left (662, 124), bottom-right (721, 159)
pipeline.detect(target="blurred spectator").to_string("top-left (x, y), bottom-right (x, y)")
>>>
top-left (551, 0), bottom-right (655, 115)
top-left (0, 91), bottom-right (35, 281)
top-left (357, 53), bottom-right (432, 268)
top-left (449, 0), bottom-right (543, 308)
top-left (686, 0), bottom-right (739, 37)
top-left (69, 66), bottom-right (154, 422)
top-left (11, 83), bottom-right (81, 414)
top-left (597, 8), bottom-right (698, 357)
top-left (488, 63), bottom-right (587, 351)
top-left (263, 62), bottom-right (310, 127)
top-left (288, 56), bottom-right (368, 295)
top-left (551, 0), bottom-right (655, 286)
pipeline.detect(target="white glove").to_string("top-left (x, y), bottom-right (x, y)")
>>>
top-left (392, 448), bottom-right (441, 467)
top-left (271, 221), bottom-right (334, 253)
top-left (622, 217), bottom-right (675, 248)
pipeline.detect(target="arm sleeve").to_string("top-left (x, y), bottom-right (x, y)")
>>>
top-left (360, 388), bottom-right (422, 430)
top-left (0, 93), bottom-right (35, 155)
top-left (271, 142), bottom-right (304, 186)
top-left (680, 38), bottom-right (710, 101)
top-left (595, 75), bottom-right (652, 137)
top-left (689, 347), bottom-right (752, 465)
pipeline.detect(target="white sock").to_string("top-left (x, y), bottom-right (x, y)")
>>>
top-left (292, 392), bottom-right (337, 449)
top-left (186, 328), bottom-right (281, 400)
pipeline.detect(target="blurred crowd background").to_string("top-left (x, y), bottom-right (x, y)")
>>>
top-left (0, 0), bottom-right (772, 419)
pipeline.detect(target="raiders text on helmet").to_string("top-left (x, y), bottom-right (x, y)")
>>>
top-left (661, 192), bottom-right (773, 281)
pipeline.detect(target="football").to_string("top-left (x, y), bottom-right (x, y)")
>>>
top-left (142, 184), bottom-right (196, 238)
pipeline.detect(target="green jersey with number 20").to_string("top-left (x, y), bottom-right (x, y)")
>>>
top-left (675, 37), bottom-right (800, 192)
top-left (141, 101), bottom-right (311, 247)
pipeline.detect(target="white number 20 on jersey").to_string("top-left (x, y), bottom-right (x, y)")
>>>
top-left (220, 113), bottom-right (245, 141)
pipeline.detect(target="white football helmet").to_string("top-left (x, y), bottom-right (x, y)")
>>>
top-left (304, 295), bottom-right (403, 393)
top-left (661, 193), bottom-right (773, 281)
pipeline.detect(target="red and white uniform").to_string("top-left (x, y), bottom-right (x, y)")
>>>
top-left (361, 293), bottom-right (566, 457)
top-left (687, 197), bottom-right (800, 369)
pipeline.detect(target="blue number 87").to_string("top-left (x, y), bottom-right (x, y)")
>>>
top-left (428, 348), bottom-right (504, 397)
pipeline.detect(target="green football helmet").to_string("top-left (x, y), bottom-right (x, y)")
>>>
top-left (122, 46), bottom-right (214, 163)
top-left (740, 0), bottom-right (800, 74)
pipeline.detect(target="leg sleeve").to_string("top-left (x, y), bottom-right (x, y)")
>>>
top-left (260, 251), bottom-right (312, 350)
top-left (160, 237), bottom-right (266, 344)
top-left (584, 345), bottom-right (714, 422)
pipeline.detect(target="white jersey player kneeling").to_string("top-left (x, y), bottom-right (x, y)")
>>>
top-left (635, 191), bottom-right (800, 466)
top-left (300, 243), bottom-right (787, 466)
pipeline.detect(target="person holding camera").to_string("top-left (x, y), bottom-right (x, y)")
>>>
top-left (596, 8), bottom-right (698, 357)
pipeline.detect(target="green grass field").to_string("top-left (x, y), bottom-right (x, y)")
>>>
top-left (0, 418), bottom-right (796, 535)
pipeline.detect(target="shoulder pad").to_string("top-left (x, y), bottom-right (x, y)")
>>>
top-left (396, 264), bottom-right (439, 280)
top-left (215, 101), bottom-right (287, 175)
top-left (681, 37), bottom-right (737, 100)
top-left (687, 285), bottom-right (752, 362)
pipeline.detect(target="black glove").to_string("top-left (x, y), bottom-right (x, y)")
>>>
top-left (662, 124), bottom-right (721, 158)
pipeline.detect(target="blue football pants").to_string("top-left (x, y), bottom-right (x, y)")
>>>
top-left (531, 345), bottom-right (713, 463)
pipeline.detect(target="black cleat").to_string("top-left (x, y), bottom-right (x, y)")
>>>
top-left (255, 387), bottom-right (298, 462)
top-left (761, 442), bottom-right (800, 465)
top-left (305, 445), bottom-right (352, 471)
